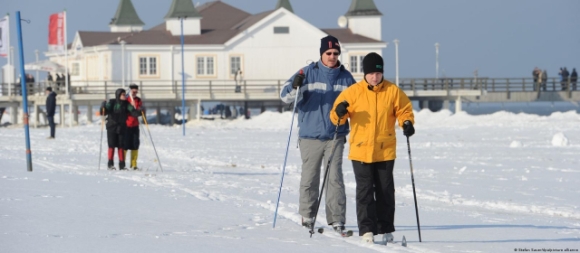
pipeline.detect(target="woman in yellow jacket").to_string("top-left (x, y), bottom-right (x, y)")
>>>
top-left (330, 52), bottom-right (415, 244)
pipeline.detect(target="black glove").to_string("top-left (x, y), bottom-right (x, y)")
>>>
top-left (291, 70), bottom-right (305, 89)
top-left (403, 120), bottom-right (415, 137)
top-left (335, 101), bottom-right (349, 118)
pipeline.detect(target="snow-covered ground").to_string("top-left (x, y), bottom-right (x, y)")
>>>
top-left (1, 109), bottom-right (580, 252)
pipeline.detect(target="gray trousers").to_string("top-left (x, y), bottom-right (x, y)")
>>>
top-left (298, 138), bottom-right (346, 225)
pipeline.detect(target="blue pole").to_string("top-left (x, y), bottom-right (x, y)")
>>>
top-left (180, 17), bottom-right (186, 136)
top-left (273, 86), bottom-right (300, 228)
top-left (16, 11), bottom-right (33, 172)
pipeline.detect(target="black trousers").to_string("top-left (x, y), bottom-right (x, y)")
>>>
top-left (124, 127), bottom-right (140, 150)
top-left (107, 130), bottom-right (125, 148)
top-left (352, 160), bottom-right (396, 236)
top-left (47, 116), bottom-right (55, 138)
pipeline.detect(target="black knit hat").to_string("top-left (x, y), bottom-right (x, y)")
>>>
top-left (362, 52), bottom-right (384, 75)
top-left (46, 87), bottom-right (52, 92)
top-left (320, 35), bottom-right (341, 55)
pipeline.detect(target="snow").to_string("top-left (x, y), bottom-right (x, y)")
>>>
top-left (1, 109), bottom-right (580, 252)
top-left (552, 133), bottom-right (570, 147)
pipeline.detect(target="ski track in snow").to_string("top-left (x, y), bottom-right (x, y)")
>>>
top-left (3, 109), bottom-right (580, 252)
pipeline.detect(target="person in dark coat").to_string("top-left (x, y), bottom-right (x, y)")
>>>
top-left (224, 106), bottom-right (232, 118)
top-left (47, 72), bottom-right (53, 85)
top-left (541, 70), bottom-right (548, 91)
top-left (571, 68), bottom-right (578, 91)
top-left (45, 87), bottom-right (57, 139)
top-left (55, 74), bottom-right (62, 91)
top-left (101, 88), bottom-right (142, 170)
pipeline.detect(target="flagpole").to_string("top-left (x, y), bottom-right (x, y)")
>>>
top-left (64, 9), bottom-right (72, 127)
top-left (64, 10), bottom-right (68, 97)
top-left (16, 11), bottom-right (33, 172)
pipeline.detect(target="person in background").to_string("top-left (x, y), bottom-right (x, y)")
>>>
top-left (101, 88), bottom-right (142, 170)
top-left (330, 52), bottom-right (415, 244)
top-left (541, 69), bottom-right (548, 91)
top-left (571, 68), bottom-right (577, 91)
top-left (124, 84), bottom-right (143, 170)
top-left (532, 67), bottom-right (540, 91)
top-left (279, 35), bottom-right (356, 235)
top-left (45, 87), bottom-right (57, 139)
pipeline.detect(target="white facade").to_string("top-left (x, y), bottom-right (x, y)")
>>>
top-left (165, 18), bottom-right (201, 36)
top-left (347, 16), bottom-right (382, 41)
top-left (47, 8), bottom-right (386, 87)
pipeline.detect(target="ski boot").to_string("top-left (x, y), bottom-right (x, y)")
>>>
top-left (301, 217), bottom-right (313, 229)
top-left (380, 233), bottom-right (394, 245)
top-left (332, 222), bottom-right (353, 237)
top-left (119, 161), bottom-right (127, 170)
top-left (107, 160), bottom-right (116, 170)
top-left (361, 232), bottom-right (374, 244)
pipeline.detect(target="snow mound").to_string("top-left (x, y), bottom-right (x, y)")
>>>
top-left (509, 140), bottom-right (523, 148)
top-left (551, 133), bottom-right (569, 147)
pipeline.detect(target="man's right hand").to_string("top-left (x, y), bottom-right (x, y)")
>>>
top-left (292, 69), bottom-right (305, 89)
top-left (335, 101), bottom-right (349, 118)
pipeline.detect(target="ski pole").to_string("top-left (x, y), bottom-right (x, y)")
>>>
top-left (310, 116), bottom-right (342, 238)
top-left (406, 136), bottom-right (422, 242)
top-left (273, 85), bottom-right (301, 229)
top-left (141, 111), bottom-right (164, 172)
top-left (98, 107), bottom-right (105, 170)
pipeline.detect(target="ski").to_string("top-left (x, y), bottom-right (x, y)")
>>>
top-left (316, 227), bottom-right (353, 237)
top-left (385, 235), bottom-right (407, 247)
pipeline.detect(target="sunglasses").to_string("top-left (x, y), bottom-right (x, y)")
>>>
top-left (325, 52), bottom-right (340, 56)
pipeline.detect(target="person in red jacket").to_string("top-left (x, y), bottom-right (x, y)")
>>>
top-left (125, 84), bottom-right (143, 170)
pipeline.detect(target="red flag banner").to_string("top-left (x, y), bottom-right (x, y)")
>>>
top-left (0, 15), bottom-right (9, 57)
top-left (48, 12), bottom-right (65, 52)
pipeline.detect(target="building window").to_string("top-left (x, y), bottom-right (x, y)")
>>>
top-left (149, 57), bottom-right (157, 75)
top-left (197, 56), bottom-right (216, 76)
top-left (274, 26), bottom-right (289, 34)
top-left (139, 56), bottom-right (158, 76)
top-left (350, 55), bottom-right (365, 74)
top-left (71, 62), bottom-right (80, 76)
top-left (230, 56), bottom-right (242, 75)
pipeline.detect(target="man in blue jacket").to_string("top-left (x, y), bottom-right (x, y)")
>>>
top-left (45, 87), bottom-right (57, 139)
top-left (280, 35), bottom-right (356, 234)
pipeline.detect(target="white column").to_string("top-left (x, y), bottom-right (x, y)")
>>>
top-left (60, 103), bottom-right (65, 126)
top-left (455, 96), bottom-right (462, 113)
top-left (197, 99), bottom-right (201, 121)
top-left (35, 50), bottom-right (39, 89)
top-left (393, 39), bottom-right (399, 86)
top-left (33, 103), bottom-right (38, 128)
top-left (87, 104), bottom-right (93, 123)
top-left (435, 42), bottom-right (440, 79)
top-left (120, 40), bottom-right (126, 87)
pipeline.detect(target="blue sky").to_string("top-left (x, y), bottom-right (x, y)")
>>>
top-left (1, 0), bottom-right (579, 80)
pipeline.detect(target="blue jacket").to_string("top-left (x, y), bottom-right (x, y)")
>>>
top-left (280, 61), bottom-right (356, 140)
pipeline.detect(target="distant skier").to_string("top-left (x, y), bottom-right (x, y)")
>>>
top-left (280, 35), bottom-right (356, 235)
top-left (571, 68), bottom-right (578, 91)
top-left (330, 53), bottom-right (415, 244)
top-left (45, 87), bottom-right (57, 139)
top-left (101, 88), bottom-right (142, 170)
top-left (125, 84), bottom-right (142, 170)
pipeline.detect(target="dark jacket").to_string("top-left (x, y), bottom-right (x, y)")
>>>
top-left (102, 88), bottom-right (141, 133)
top-left (46, 91), bottom-right (57, 117)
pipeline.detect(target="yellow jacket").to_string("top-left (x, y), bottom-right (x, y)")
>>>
top-left (330, 79), bottom-right (414, 163)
